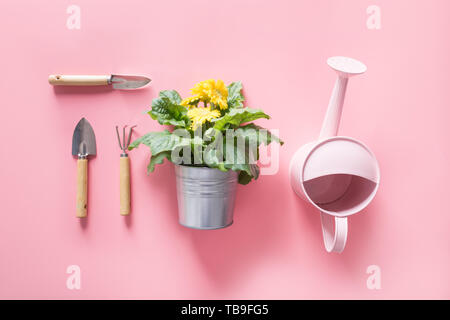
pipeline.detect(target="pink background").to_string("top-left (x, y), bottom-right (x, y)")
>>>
top-left (1, 0), bottom-right (449, 299)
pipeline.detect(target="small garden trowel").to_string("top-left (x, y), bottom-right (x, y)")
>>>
top-left (72, 118), bottom-right (97, 218)
top-left (48, 74), bottom-right (151, 89)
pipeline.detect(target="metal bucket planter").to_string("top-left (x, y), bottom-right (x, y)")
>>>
top-left (174, 164), bottom-right (238, 230)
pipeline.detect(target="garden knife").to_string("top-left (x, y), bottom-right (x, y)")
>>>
top-left (48, 74), bottom-right (151, 90)
top-left (72, 118), bottom-right (97, 218)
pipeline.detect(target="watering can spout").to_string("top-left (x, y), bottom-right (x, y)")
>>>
top-left (319, 57), bottom-right (367, 140)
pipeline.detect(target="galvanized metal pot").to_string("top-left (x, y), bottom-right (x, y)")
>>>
top-left (174, 164), bottom-right (238, 230)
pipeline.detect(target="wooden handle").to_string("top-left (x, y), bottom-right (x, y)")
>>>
top-left (76, 159), bottom-right (88, 218)
top-left (120, 157), bottom-right (131, 216)
top-left (48, 75), bottom-right (110, 86)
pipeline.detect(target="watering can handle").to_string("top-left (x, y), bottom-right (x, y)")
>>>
top-left (320, 212), bottom-right (347, 253)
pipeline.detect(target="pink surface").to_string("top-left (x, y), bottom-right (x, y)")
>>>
top-left (1, 0), bottom-right (450, 299)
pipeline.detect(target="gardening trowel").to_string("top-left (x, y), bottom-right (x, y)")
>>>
top-left (72, 118), bottom-right (97, 218)
top-left (48, 74), bottom-right (151, 90)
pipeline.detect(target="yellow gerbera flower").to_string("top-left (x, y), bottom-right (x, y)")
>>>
top-left (191, 79), bottom-right (229, 110)
top-left (180, 96), bottom-right (200, 108)
top-left (187, 106), bottom-right (221, 130)
top-left (191, 79), bottom-right (214, 100)
top-left (208, 79), bottom-right (228, 110)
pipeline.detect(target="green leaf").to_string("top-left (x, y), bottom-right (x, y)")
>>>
top-left (203, 147), bottom-right (227, 172)
top-left (238, 166), bottom-right (260, 185)
top-left (148, 151), bottom-right (171, 173)
top-left (222, 136), bottom-right (257, 180)
top-left (207, 137), bottom-right (260, 183)
top-left (227, 81), bottom-right (244, 109)
top-left (201, 123), bottom-right (282, 184)
top-left (159, 90), bottom-right (182, 104)
top-left (191, 135), bottom-right (205, 165)
top-left (128, 130), bottom-right (190, 155)
top-left (235, 123), bottom-right (284, 147)
top-left (221, 123), bottom-right (283, 184)
top-left (202, 129), bottom-right (226, 170)
top-left (129, 130), bottom-right (197, 173)
top-left (212, 108), bottom-right (270, 131)
top-left (149, 94), bottom-right (189, 127)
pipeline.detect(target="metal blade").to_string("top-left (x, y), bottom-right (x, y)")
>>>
top-left (72, 118), bottom-right (97, 157)
top-left (110, 74), bottom-right (151, 90)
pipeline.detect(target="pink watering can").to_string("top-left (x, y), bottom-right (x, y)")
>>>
top-left (289, 56), bottom-right (380, 253)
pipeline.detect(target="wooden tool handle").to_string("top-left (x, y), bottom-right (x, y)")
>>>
top-left (76, 159), bottom-right (88, 218)
top-left (48, 75), bottom-right (110, 86)
top-left (120, 157), bottom-right (131, 216)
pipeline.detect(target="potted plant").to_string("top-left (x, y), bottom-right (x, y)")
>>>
top-left (129, 79), bottom-right (283, 229)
